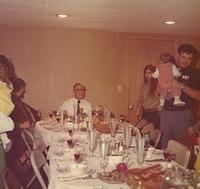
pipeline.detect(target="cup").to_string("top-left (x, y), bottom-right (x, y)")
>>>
top-left (135, 136), bottom-right (145, 165)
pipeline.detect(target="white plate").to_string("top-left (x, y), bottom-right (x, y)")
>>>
top-left (57, 168), bottom-right (95, 181)
top-left (69, 167), bottom-right (92, 176)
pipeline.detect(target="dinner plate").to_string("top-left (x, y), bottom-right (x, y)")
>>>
top-left (57, 168), bottom-right (95, 181)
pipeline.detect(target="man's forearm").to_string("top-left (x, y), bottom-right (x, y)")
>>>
top-left (182, 85), bottom-right (200, 101)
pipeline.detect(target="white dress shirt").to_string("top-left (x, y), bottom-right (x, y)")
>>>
top-left (59, 97), bottom-right (92, 118)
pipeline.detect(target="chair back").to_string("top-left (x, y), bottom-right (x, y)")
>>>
top-left (21, 129), bottom-right (35, 151)
top-left (150, 129), bottom-right (161, 148)
top-left (2, 168), bottom-right (24, 189)
top-left (33, 138), bottom-right (48, 157)
top-left (30, 150), bottom-right (49, 189)
top-left (167, 140), bottom-right (191, 168)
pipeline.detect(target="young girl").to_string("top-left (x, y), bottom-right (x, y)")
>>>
top-left (136, 64), bottom-right (160, 130)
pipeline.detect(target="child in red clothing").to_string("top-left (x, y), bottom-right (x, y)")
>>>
top-left (152, 53), bottom-right (185, 110)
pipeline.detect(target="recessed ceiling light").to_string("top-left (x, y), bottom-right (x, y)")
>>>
top-left (56, 14), bottom-right (69, 18)
top-left (164, 21), bottom-right (176, 25)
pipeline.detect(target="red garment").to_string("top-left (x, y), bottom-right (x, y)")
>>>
top-left (157, 63), bottom-right (180, 97)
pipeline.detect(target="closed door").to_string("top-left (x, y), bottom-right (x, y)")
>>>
top-left (128, 38), bottom-right (175, 122)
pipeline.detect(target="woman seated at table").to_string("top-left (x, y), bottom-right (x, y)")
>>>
top-left (135, 64), bottom-right (160, 132)
top-left (6, 78), bottom-right (41, 168)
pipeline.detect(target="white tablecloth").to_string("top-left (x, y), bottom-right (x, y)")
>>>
top-left (35, 120), bottom-right (165, 189)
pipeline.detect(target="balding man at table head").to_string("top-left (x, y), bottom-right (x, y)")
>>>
top-left (59, 83), bottom-right (92, 119)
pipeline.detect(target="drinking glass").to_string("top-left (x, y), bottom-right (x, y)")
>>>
top-left (135, 136), bottom-right (145, 165)
top-left (67, 138), bottom-right (75, 149)
top-left (74, 147), bottom-right (83, 163)
top-left (48, 112), bottom-right (53, 119)
top-left (87, 128), bottom-right (97, 156)
top-left (100, 157), bottom-right (108, 175)
top-left (56, 116), bottom-right (61, 123)
top-left (68, 128), bottom-right (74, 137)
top-left (109, 119), bottom-right (117, 139)
top-left (123, 124), bottom-right (132, 151)
top-left (98, 138), bottom-right (109, 160)
top-left (52, 110), bottom-right (57, 116)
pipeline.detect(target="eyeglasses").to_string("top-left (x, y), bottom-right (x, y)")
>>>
top-left (74, 88), bottom-right (86, 91)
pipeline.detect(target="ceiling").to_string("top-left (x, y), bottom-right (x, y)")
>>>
top-left (0, 0), bottom-right (200, 36)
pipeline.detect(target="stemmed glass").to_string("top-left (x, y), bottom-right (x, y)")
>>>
top-left (48, 111), bottom-right (53, 119)
top-left (123, 124), bottom-right (132, 153)
top-left (66, 137), bottom-right (75, 149)
top-left (52, 110), bottom-right (58, 117)
top-left (74, 147), bottom-right (83, 164)
top-left (98, 138), bottom-right (109, 174)
top-left (100, 157), bottom-right (108, 175)
top-left (87, 128), bottom-right (97, 156)
top-left (68, 128), bottom-right (74, 137)
top-left (109, 119), bottom-right (117, 139)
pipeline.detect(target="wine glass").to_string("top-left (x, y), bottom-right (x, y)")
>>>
top-left (56, 116), bottom-right (61, 123)
top-left (99, 157), bottom-right (108, 175)
top-left (109, 119), bottom-right (117, 139)
top-left (74, 147), bottom-right (83, 163)
top-left (52, 110), bottom-right (57, 116)
top-left (87, 128), bottom-right (97, 156)
top-left (63, 111), bottom-right (68, 122)
top-left (67, 138), bottom-right (75, 149)
top-left (48, 112), bottom-right (53, 119)
top-left (68, 128), bottom-right (74, 137)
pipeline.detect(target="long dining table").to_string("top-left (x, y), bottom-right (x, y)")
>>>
top-left (35, 119), bottom-right (166, 189)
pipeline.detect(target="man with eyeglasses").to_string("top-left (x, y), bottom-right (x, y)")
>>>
top-left (59, 83), bottom-right (92, 120)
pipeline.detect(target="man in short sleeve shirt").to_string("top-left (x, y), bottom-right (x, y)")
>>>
top-left (160, 44), bottom-right (200, 148)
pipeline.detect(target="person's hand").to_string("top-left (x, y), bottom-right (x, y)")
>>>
top-left (172, 80), bottom-right (184, 90)
top-left (135, 108), bottom-right (142, 120)
top-left (37, 110), bottom-right (42, 119)
top-left (20, 120), bottom-right (31, 129)
top-left (4, 141), bottom-right (12, 152)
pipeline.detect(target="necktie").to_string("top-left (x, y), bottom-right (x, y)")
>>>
top-left (77, 100), bottom-right (81, 116)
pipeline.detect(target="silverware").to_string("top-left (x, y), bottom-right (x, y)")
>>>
top-left (58, 169), bottom-right (96, 181)
top-left (145, 159), bottom-right (166, 162)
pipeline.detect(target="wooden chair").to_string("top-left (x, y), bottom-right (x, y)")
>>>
top-left (2, 167), bottom-right (24, 189)
top-left (30, 150), bottom-right (49, 189)
top-left (167, 140), bottom-right (191, 168)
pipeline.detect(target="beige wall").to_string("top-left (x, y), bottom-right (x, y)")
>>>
top-left (0, 26), bottom-right (199, 118)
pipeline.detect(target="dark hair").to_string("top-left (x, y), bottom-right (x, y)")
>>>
top-left (0, 55), bottom-right (17, 80)
top-left (178, 44), bottom-right (196, 55)
top-left (143, 64), bottom-right (158, 97)
top-left (160, 53), bottom-right (176, 64)
top-left (12, 78), bottom-right (26, 93)
top-left (0, 55), bottom-right (9, 68)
